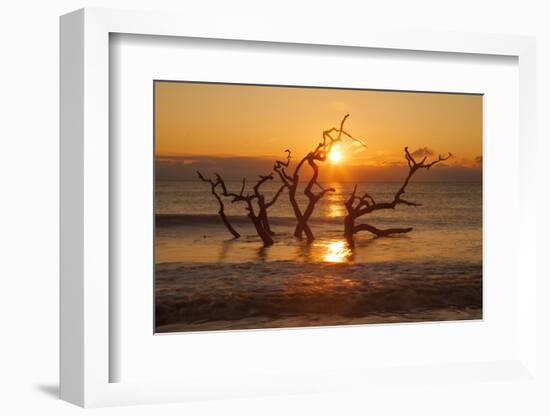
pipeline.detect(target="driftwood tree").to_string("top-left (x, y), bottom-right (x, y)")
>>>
top-left (274, 114), bottom-right (365, 243)
top-left (344, 147), bottom-right (452, 246)
top-left (214, 173), bottom-right (287, 246)
top-left (252, 174), bottom-right (287, 236)
top-left (197, 171), bottom-right (240, 238)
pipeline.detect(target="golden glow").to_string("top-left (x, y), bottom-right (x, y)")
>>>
top-left (323, 240), bottom-right (352, 263)
top-left (328, 144), bottom-right (342, 164)
top-left (327, 203), bottom-right (345, 218)
top-left (326, 190), bottom-right (345, 218)
top-left (155, 82), bottom-right (483, 170)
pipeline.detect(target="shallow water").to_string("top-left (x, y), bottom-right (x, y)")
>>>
top-left (156, 180), bottom-right (481, 265)
top-left (155, 180), bottom-right (482, 332)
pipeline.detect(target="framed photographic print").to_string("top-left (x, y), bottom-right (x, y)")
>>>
top-left (153, 81), bottom-right (482, 334)
top-left (60, 8), bottom-right (538, 408)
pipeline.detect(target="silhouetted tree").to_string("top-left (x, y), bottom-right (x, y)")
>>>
top-left (344, 147), bottom-right (452, 246)
top-left (214, 173), bottom-right (287, 246)
top-left (274, 114), bottom-right (365, 242)
top-left (252, 174), bottom-right (287, 236)
top-left (197, 171), bottom-right (240, 238)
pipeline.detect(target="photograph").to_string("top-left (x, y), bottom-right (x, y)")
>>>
top-left (154, 81), bottom-right (483, 333)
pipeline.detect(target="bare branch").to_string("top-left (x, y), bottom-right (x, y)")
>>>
top-left (353, 224), bottom-right (413, 237)
top-left (424, 152), bottom-right (452, 169)
top-left (344, 146), bottom-right (452, 246)
top-left (275, 149), bottom-right (291, 168)
top-left (197, 171), bottom-right (240, 239)
top-left (266, 183), bottom-right (287, 208)
top-left (212, 172), bottom-right (277, 246)
top-left (397, 198), bottom-right (422, 207)
top-left (322, 114), bottom-right (367, 150)
top-left (253, 174), bottom-right (274, 196)
top-left (239, 178), bottom-right (246, 197)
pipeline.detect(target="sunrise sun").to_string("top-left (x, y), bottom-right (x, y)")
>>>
top-left (328, 144), bottom-right (342, 163)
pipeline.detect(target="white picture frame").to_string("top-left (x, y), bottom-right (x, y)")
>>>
top-left (60, 7), bottom-right (537, 407)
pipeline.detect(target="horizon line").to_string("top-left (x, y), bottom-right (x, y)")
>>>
top-left (156, 178), bottom-right (483, 184)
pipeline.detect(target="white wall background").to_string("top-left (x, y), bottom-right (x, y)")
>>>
top-left (1, 1), bottom-right (548, 415)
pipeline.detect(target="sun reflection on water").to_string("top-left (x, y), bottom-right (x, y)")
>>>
top-left (327, 203), bottom-right (345, 218)
top-left (323, 240), bottom-right (352, 263)
top-left (324, 184), bottom-right (344, 218)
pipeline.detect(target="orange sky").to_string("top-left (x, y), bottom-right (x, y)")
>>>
top-left (155, 81), bottom-right (482, 181)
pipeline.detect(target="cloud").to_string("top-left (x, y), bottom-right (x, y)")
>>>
top-left (156, 155), bottom-right (276, 181)
top-left (474, 155), bottom-right (482, 166)
top-left (410, 147), bottom-right (435, 158)
top-left (329, 164), bottom-right (481, 183)
top-left (156, 154), bottom-right (482, 183)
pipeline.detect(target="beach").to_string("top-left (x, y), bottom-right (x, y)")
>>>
top-left (155, 180), bottom-right (482, 332)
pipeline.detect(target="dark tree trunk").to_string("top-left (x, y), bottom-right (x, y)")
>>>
top-left (294, 157), bottom-right (334, 242)
top-left (295, 193), bottom-right (320, 242)
top-left (260, 212), bottom-right (274, 236)
top-left (249, 213), bottom-right (274, 246)
top-left (344, 214), bottom-right (355, 247)
top-left (257, 196), bottom-right (274, 236)
top-left (281, 177), bottom-right (313, 241)
top-left (294, 219), bottom-right (314, 241)
top-left (287, 181), bottom-right (307, 239)
top-left (218, 208), bottom-right (240, 239)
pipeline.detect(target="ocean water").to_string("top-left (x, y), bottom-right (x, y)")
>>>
top-left (155, 180), bottom-right (482, 331)
top-left (155, 180), bottom-right (482, 264)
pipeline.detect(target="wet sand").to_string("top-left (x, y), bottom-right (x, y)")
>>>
top-left (155, 260), bottom-right (482, 332)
